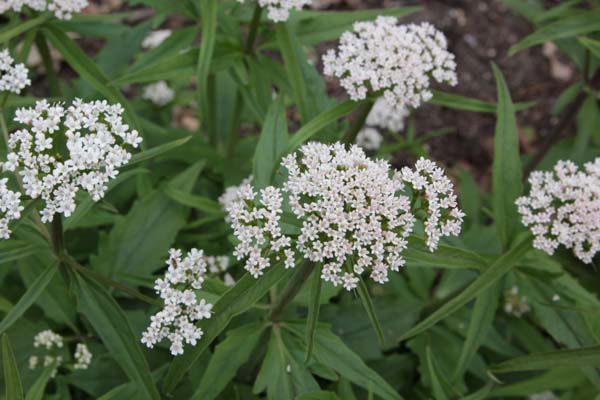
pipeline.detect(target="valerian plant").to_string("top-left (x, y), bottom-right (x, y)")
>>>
top-left (0, 0), bottom-right (599, 399)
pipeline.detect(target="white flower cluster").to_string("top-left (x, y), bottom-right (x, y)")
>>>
top-left (400, 158), bottom-right (465, 251)
top-left (226, 185), bottom-right (295, 278)
top-left (219, 176), bottom-right (253, 221)
top-left (237, 0), bottom-right (312, 22)
top-left (356, 127), bottom-right (383, 151)
top-left (0, 49), bottom-right (30, 94)
top-left (141, 249), bottom-right (213, 356)
top-left (73, 343), bottom-right (92, 370)
top-left (517, 158), bottom-right (600, 264)
top-left (142, 81), bottom-right (175, 106)
top-left (0, 0), bottom-right (88, 19)
top-left (366, 97), bottom-right (410, 133)
top-left (2, 99), bottom-right (142, 223)
top-left (503, 285), bottom-right (530, 318)
top-left (30, 330), bottom-right (64, 377)
top-left (205, 254), bottom-right (235, 286)
top-left (226, 143), bottom-right (463, 290)
top-left (141, 30), bottom-right (172, 49)
top-left (323, 17), bottom-right (457, 110)
top-left (283, 142), bottom-right (416, 290)
top-left (0, 178), bottom-right (23, 239)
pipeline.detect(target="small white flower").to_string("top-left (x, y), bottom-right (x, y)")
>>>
top-left (142, 30), bottom-right (172, 49)
top-left (517, 158), bottom-right (600, 264)
top-left (552, 294), bottom-right (560, 302)
top-left (323, 17), bottom-right (457, 110)
top-left (73, 343), bottom-right (92, 370)
top-left (2, 99), bottom-right (142, 223)
top-left (0, 0), bottom-right (88, 19)
top-left (33, 330), bottom-right (64, 350)
top-left (0, 178), bottom-right (24, 240)
top-left (0, 49), bottom-right (30, 94)
top-left (28, 356), bottom-right (38, 370)
top-left (356, 127), bottom-right (383, 151)
top-left (142, 81), bottom-right (175, 106)
top-left (237, 0), bottom-right (311, 22)
top-left (141, 249), bottom-right (213, 356)
top-left (219, 176), bottom-right (253, 221)
top-left (503, 286), bottom-right (530, 318)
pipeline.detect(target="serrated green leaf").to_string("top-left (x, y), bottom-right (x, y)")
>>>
top-left (2, 334), bottom-right (23, 400)
top-left (509, 9), bottom-right (600, 55)
top-left (192, 323), bottom-right (266, 400)
top-left (400, 234), bottom-right (532, 341)
top-left (0, 261), bottom-right (58, 335)
top-left (253, 96), bottom-right (288, 189)
top-left (76, 274), bottom-right (160, 399)
top-left (491, 63), bottom-right (522, 250)
top-left (163, 265), bottom-right (295, 393)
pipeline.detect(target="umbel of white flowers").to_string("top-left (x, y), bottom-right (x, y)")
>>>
top-left (226, 142), bottom-right (464, 290)
top-left (0, 49), bottom-right (30, 94)
top-left (29, 330), bottom-right (93, 377)
top-left (0, 178), bottom-right (23, 239)
top-left (517, 158), bottom-right (600, 264)
top-left (0, 0), bottom-right (88, 19)
top-left (236, 0), bottom-right (312, 22)
top-left (1, 99), bottom-right (142, 226)
top-left (142, 81), bottom-right (175, 106)
top-left (141, 249), bottom-right (213, 356)
top-left (323, 17), bottom-right (457, 111)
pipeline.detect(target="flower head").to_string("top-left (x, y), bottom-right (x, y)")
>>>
top-left (142, 30), bottom-right (172, 49)
top-left (400, 157), bottom-right (465, 251)
top-left (33, 329), bottom-right (64, 350)
top-left (0, 178), bottom-right (23, 239)
top-left (142, 81), bottom-right (175, 106)
top-left (356, 127), bottom-right (383, 151)
top-left (366, 97), bottom-right (409, 133)
top-left (73, 343), bottom-right (92, 370)
top-left (141, 249), bottom-right (213, 356)
top-left (517, 158), bottom-right (600, 263)
top-left (0, 49), bottom-right (30, 94)
top-left (2, 99), bottom-right (142, 223)
top-left (503, 285), bottom-right (530, 318)
top-left (237, 0), bottom-right (312, 22)
top-left (323, 17), bottom-right (457, 110)
top-left (0, 0), bottom-right (88, 19)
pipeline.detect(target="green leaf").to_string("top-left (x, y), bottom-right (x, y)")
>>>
top-left (578, 36), bottom-right (600, 59)
top-left (0, 241), bottom-right (46, 266)
top-left (42, 25), bottom-right (135, 121)
top-left (356, 277), bottom-right (385, 346)
top-left (2, 334), bottom-right (23, 400)
top-left (0, 14), bottom-right (51, 44)
top-left (25, 365), bottom-right (55, 400)
top-left (163, 188), bottom-right (224, 215)
top-left (191, 323), bottom-right (266, 400)
top-left (399, 234), bottom-right (532, 341)
top-left (430, 90), bottom-right (535, 114)
top-left (492, 345), bottom-right (600, 373)
top-left (197, 0), bottom-right (218, 131)
top-left (296, 391), bottom-right (340, 400)
top-left (305, 264), bottom-right (322, 362)
top-left (490, 368), bottom-right (586, 396)
top-left (425, 347), bottom-right (449, 400)
top-left (128, 137), bottom-right (192, 166)
top-left (461, 382), bottom-right (494, 400)
top-left (277, 23), bottom-right (310, 122)
top-left (287, 100), bottom-right (359, 152)
top-left (404, 236), bottom-right (487, 270)
top-left (0, 261), bottom-right (58, 335)
top-left (453, 282), bottom-right (500, 381)
top-left (509, 9), bottom-right (600, 55)
top-left (286, 323), bottom-right (403, 400)
top-left (76, 274), bottom-right (160, 399)
top-left (491, 63), bottom-right (522, 250)
top-left (163, 265), bottom-right (295, 394)
top-left (253, 96), bottom-right (289, 189)
top-left (111, 48), bottom-right (197, 86)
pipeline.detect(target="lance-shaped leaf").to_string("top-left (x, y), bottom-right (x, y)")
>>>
top-left (2, 334), bottom-right (23, 400)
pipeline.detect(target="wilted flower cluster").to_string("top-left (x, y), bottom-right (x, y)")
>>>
top-left (141, 249), bottom-right (213, 356)
top-left (141, 29), bottom-right (172, 49)
top-left (0, 178), bottom-right (23, 239)
top-left (73, 343), bottom-right (92, 370)
top-left (400, 158), bottom-right (465, 251)
top-left (356, 127), bottom-right (383, 151)
top-left (226, 185), bottom-right (295, 278)
top-left (237, 0), bottom-right (312, 22)
top-left (323, 17), bottom-right (457, 110)
top-left (516, 158), bottom-right (600, 263)
top-left (0, 0), bottom-right (88, 19)
top-left (142, 81), bottom-right (175, 106)
top-left (227, 142), bottom-right (463, 290)
top-left (2, 99), bottom-right (142, 223)
top-left (0, 49), bottom-right (30, 94)
top-left (503, 286), bottom-right (530, 318)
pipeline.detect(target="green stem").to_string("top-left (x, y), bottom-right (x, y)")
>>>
top-left (268, 261), bottom-right (313, 322)
top-left (341, 99), bottom-right (374, 145)
top-left (51, 216), bottom-right (65, 257)
top-left (35, 34), bottom-right (61, 97)
top-left (245, 4), bottom-right (262, 54)
top-left (62, 254), bottom-right (162, 306)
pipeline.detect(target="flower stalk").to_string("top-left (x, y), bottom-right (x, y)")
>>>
top-left (268, 261), bottom-right (313, 322)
